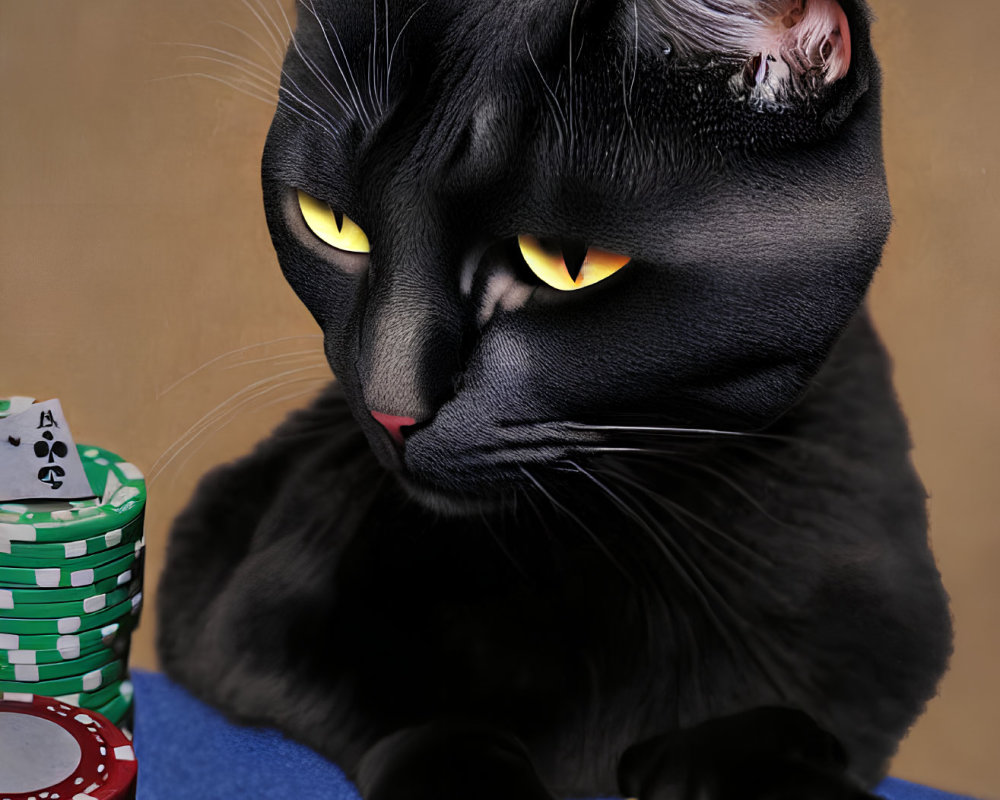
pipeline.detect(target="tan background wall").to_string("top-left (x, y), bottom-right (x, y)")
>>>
top-left (1, 1), bottom-right (997, 795)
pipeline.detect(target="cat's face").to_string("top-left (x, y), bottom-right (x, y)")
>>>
top-left (262, 0), bottom-right (889, 510)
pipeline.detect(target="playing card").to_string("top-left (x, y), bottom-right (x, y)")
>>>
top-left (0, 398), bottom-right (95, 502)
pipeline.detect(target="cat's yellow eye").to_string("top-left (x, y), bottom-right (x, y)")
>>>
top-left (517, 235), bottom-right (630, 291)
top-left (296, 189), bottom-right (370, 254)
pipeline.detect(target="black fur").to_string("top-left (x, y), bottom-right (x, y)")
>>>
top-left (158, 1), bottom-right (951, 797)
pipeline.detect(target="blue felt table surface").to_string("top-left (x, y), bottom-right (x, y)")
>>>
top-left (131, 670), bottom-right (977, 800)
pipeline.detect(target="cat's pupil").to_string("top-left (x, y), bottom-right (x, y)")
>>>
top-left (560, 239), bottom-right (588, 282)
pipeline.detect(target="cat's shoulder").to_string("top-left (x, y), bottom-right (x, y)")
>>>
top-left (165, 381), bottom-right (372, 554)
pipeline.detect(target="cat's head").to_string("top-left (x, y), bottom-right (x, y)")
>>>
top-left (262, 0), bottom-right (888, 512)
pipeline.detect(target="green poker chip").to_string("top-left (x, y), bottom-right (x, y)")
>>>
top-left (0, 564), bottom-right (137, 605)
top-left (0, 590), bottom-right (142, 635)
top-left (2, 512), bottom-right (144, 562)
top-left (0, 578), bottom-right (139, 619)
top-left (0, 435), bottom-right (143, 724)
top-left (0, 636), bottom-right (125, 667)
top-left (95, 690), bottom-right (133, 726)
top-left (0, 616), bottom-right (134, 652)
top-left (0, 548), bottom-right (139, 588)
top-left (0, 444), bottom-right (145, 543)
top-left (0, 642), bottom-right (119, 682)
top-left (0, 655), bottom-right (122, 695)
top-left (0, 397), bottom-right (30, 418)
top-left (0, 532), bottom-right (143, 570)
top-left (57, 675), bottom-right (133, 711)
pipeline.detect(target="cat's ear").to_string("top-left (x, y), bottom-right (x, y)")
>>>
top-left (630, 0), bottom-right (852, 98)
top-left (747, 0), bottom-right (852, 89)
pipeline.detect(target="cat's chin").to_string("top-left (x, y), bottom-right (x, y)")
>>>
top-left (394, 473), bottom-right (507, 517)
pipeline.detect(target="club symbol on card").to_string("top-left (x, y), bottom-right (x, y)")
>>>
top-left (38, 464), bottom-right (67, 489)
top-left (34, 430), bottom-right (69, 490)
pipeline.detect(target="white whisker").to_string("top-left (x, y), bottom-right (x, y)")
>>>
top-left (255, 382), bottom-right (328, 412)
top-left (568, 0), bottom-right (581, 147)
top-left (157, 334), bottom-right (323, 398)
top-left (564, 422), bottom-right (777, 440)
top-left (223, 348), bottom-right (325, 370)
top-left (151, 72), bottom-right (275, 105)
top-left (519, 466), bottom-right (633, 582)
top-left (173, 43), bottom-right (279, 85)
top-left (387, 2), bottom-right (427, 103)
top-left (150, 364), bottom-right (330, 480)
top-left (300, 0), bottom-right (370, 127)
top-left (178, 55), bottom-right (279, 94)
top-left (526, 39), bottom-right (568, 141)
top-left (279, 78), bottom-right (347, 130)
top-left (278, 96), bottom-right (342, 141)
top-left (382, 0), bottom-right (390, 110)
top-left (214, 20), bottom-right (284, 69)
top-left (165, 380), bottom-right (329, 488)
top-left (240, 0), bottom-right (287, 65)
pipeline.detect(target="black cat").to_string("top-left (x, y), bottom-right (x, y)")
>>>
top-left (158, 1), bottom-right (952, 797)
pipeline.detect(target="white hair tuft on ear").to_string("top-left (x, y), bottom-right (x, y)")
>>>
top-left (637, 0), bottom-right (851, 102)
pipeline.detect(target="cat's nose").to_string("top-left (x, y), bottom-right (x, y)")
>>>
top-left (370, 410), bottom-right (418, 446)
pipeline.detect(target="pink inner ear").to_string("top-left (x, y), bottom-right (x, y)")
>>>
top-left (760, 0), bottom-right (852, 83)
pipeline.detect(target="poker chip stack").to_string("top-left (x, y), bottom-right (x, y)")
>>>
top-left (0, 444), bottom-right (145, 728)
top-left (0, 692), bottom-right (138, 799)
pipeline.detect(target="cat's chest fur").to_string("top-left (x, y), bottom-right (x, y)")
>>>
top-left (158, 311), bottom-right (950, 795)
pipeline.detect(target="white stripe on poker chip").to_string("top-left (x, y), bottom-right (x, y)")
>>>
top-left (116, 462), bottom-right (144, 481)
top-left (83, 594), bottom-right (107, 613)
top-left (82, 669), bottom-right (101, 691)
top-left (0, 522), bottom-right (37, 553)
top-left (64, 539), bottom-right (88, 557)
top-left (74, 712), bottom-right (96, 725)
top-left (58, 617), bottom-right (82, 634)
top-left (131, 592), bottom-right (143, 610)
top-left (0, 589), bottom-right (12, 609)
top-left (120, 680), bottom-right (134, 699)
top-left (116, 570), bottom-right (132, 585)
top-left (101, 471), bottom-right (122, 505)
top-left (35, 567), bottom-right (60, 587)
top-left (0, 633), bottom-right (19, 649)
top-left (56, 692), bottom-right (81, 704)
top-left (114, 744), bottom-right (135, 761)
top-left (83, 448), bottom-right (99, 458)
top-left (57, 635), bottom-right (81, 659)
top-left (0, 504), bottom-right (29, 512)
top-left (14, 664), bottom-right (39, 682)
top-left (100, 624), bottom-right (119, 637)
top-left (9, 650), bottom-right (36, 664)
top-left (51, 509), bottom-right (75, 521)
top-left (105, 528), bottom-right (122, 547)
top-left (109, 486), bottom-right (140, 508)
top-left (1, 691), bottom-right (33, 702)
top-left (71, 568), bottom-right (94, 587)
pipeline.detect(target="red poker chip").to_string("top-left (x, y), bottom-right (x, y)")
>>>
top-left (0, 691), bottom-right (137, 799)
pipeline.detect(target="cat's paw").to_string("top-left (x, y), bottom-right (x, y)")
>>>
top-left (356, 722), bottom-right (556, 800)
top-left (619, 707), bottom-right (877, 800)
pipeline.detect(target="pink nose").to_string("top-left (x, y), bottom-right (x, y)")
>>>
top-left (370, 410), bottom-right (417, 446)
